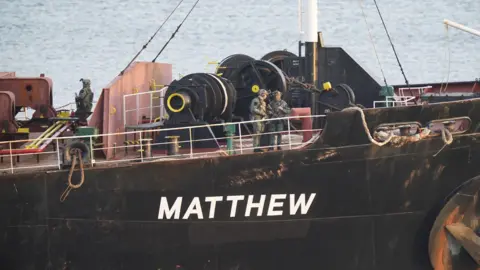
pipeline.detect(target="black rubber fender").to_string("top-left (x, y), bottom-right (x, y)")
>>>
top-left (63, 139), bottom-right (90, 164)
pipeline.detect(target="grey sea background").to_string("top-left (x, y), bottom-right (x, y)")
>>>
top-left (0, 0), bottom-right (479, 106)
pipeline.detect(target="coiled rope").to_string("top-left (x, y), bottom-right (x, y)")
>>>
top-left (60, 148), bottom-right (85, 202)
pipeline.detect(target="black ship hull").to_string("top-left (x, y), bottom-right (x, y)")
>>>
top-left (1, 102), bottom-right (480, 270)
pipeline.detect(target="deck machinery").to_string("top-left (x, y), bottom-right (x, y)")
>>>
top-left (154, 47), bottom-right (363, 153)
top-left (0, 74), bottom-right (97, 165)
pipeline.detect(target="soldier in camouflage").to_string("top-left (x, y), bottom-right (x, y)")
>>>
top-left (267, 90), bottom-right (291, 150)
top-left (75, 78), bottom-right (94, 123)
top-left (250, 89), bottom-right (268, 152)
top-left (75, 78), bottom-right (94, 113)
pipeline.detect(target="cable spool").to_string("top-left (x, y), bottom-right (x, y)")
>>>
top-left (216, 54), bottom-right (254, 79)
top-left (261, 50), bottom-right (297, 70)
top-left (224, 60), bottom-right (287, 121)
top-left (164, 73), bottom-right (236, 123)
top-left (316, 83), bottom-right (356, 114)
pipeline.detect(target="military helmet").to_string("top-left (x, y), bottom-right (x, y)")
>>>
top-left (272, 90), bottom-right (282, 96)
top-left (258, 89), bottom-right (268, 96)
top-left (80, 78), bottom-right (91, 86)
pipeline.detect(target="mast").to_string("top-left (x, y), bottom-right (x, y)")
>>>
top-left (303, 0), bottom-right (318, 86)
top-left (444, 19), bottom-right (480, 37)
top-left (300, 0), bottom-right (319, 128)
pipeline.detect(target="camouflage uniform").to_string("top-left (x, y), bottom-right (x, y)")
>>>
top-left (250, 89), bottom-right (268, 152)
top-left (75, 78), bottom-right (94, 113)
top-left (267, 90), bottom-right (291, 150)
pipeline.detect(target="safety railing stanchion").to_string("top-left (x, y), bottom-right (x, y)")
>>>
top-left (159, 95), bottom-right (162, 120)
top-left (189, 128), bottom-right (193, 158)
top-left (287, 118), bottom-right (292, 150)
top-left (139, 132), bottom-right (144, 162)
top-left (150, 92), bottom-right (153, 123)
top-left (123, 95), bottom-right (127, 127)
top-left (9, 142), bottom-right (13, 174)
top-left (90, 136), bottom-right (94, 166)
top-left (238, 123), bottom-right (243, 154)
top-left (56, 138), bottom-right (61, 170)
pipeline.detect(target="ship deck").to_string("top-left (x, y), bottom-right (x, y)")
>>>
top-left (0, 128), bottom-right (317, 174)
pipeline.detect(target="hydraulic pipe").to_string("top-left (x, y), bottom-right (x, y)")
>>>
top-left (25, 122), bottom-right (60, 149)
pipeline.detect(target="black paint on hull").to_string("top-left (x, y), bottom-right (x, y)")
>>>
top-left (1, 101), bottom-right (480, 270)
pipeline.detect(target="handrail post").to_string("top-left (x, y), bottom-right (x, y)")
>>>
top-left (189, 128), bottom-right (193, 158)
top-left (9, 142), bottom-right (13, 174)
top-left (136, 94), bottom-right (139, 125)
top-left (150, 92), bottom-right (153, 123)
top-left (139, 132), bottom-right (144, 162)
top-left (238, 123), bottom-right (243, 154)
top-left (89, 136), bottom-right (94, 166)
top-left (123, 94), bottom-right (126, 127)
top-left (159, 93), bottom-right (163, 120)
top-left (287, 118), bottom-right (292, 150)
top-left (56, 138), bottom-right (61, 170)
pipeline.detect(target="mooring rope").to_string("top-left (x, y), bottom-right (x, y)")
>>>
top-left (342, 106), bottom-right (394, 146)
top-left (433, 128), bottom-right (453, 157)
top-left (55, 102), bottom-right (75, 110)
top-left (439, 25), bottom-right (451, 93)
top-left (60, 148), bottom-right (85, 202)
top-left (343, 106), bottom-right (454, 155)
top-left (358, 0), bottom-right (388, 86)
top-left (372, 0), bottom-right (409, 87)
top-left (119, 0), bottom-right (186, 75)
top-left (152, 0), bottom-right (201, 62)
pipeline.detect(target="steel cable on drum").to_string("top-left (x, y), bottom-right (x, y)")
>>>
top-left (60, 148), bottom-right (85, 202)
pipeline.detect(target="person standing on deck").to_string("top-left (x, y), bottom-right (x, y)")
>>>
top-left (250, 89), bottom-right (268, 152)
top-left (74, 78), bottom-right (94, 125)
top-left (267, 90), bottom-right (291, 150)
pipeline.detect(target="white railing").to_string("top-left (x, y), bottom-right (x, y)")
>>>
top-left (12, 101), bottom-right (98, 121)
top-left (398, 86), bottom-right (432, 97)
top-left (373, 96), bottom-right (417, 108)
top-left (0, 115), bottom-right (325, 174)
top-left (123, 88), bottom-right (167, 127)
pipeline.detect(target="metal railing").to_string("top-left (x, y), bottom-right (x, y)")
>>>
top-left (398, 86), bottom-right (432, 97)
top-left (123, 88), bottom-right (167, 127)
top-left (13, 101), bottom-right (98, 121)
top-left (373, 96), bottom-right (417, 108)
top-left (0, 115), bottom-right (325, 174)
